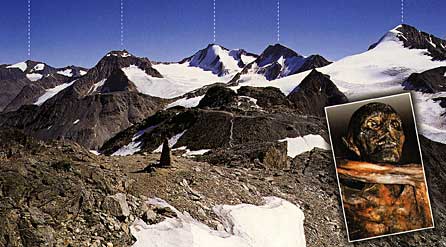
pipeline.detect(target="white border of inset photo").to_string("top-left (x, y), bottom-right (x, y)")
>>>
top-left (324, 92), bottom-right (435, 243)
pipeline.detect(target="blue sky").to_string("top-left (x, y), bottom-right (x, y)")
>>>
top-left (1, 0), bottom-right (445, 68)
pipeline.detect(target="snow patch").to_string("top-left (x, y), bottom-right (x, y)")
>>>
top-left (57, 69), bottom-right (73, 77)
top-left (73, 119), bottom-right (80, 125)
top-left (89, 79), bottom-right (106, 94)
top-left (153, 130), bottom-right (187, 153)
top-left (280, 134), bottom-right (330, 158)
top-left (26, 73), bottom-right (43, 82)
top-left (89, 150), bottom-right (100, 155)
top-left (6, 62), bottom-right (27, 72)
top-left (112, 141), bottom-right (142, 156)
top-left (166, 96), bottom-right (204, 109)
top-left (112, 125), bottom-right (158, 156)
top-left (241, 54), bottom-right (257, 65)
top-left (32, 63), bottom-right (45, 72)
top-left (131, 197), bottom-right (306, 247)
top-left (80, 70), bottom-right (87, 76)
top-left (34, 80), bottom-right (77, 105)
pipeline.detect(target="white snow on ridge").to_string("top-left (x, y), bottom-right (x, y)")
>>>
top-left (32, 63), bottom-right (45, 72)
top-left (125, 64), bottom-right (230, 99)
top-left (166, 95), bottom-right (204, 109)
top-left (57, 69), bottom-right (73, 77)
top-left (123, 65), bottom-right (195, 99)
top-left (80, 70), bottom-right (87, 76)
top-left (241, 54), bottom-right (257, 65)
top-left (34, 80), bottom-right (77, 105)
top-left (236, 27), bottom-right (446, 98)
top-left (131, 197), bottom-right (306, 247)
top-left (6, 62), bottom-right (27, 72)
top-left (280, 134), bottom-right (330, 158)
top-left (89, 79), bottom-right (106, 94)
top-left (190, 45), bottom-right (241, 75)
top-left (26, 73), bottom-right (43, 82)
top-left (73, 119), bottom-right (80, 125)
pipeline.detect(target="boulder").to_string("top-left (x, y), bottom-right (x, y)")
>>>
top-left (102, 193), bottom-right (130, 218)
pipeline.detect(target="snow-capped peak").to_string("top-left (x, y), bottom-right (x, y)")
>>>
top-left (182, 44), bottom-right (257, 76)
top-left (370, 24), bottom-right (446, 61)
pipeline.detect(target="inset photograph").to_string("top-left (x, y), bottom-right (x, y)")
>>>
top-left (325, 93), bottom-right (434, 242)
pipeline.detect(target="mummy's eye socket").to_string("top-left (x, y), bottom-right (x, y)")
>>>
top-left (391, 120), bottom-right (401, 130)
top-left (366, 120), bottom-right (381, 130)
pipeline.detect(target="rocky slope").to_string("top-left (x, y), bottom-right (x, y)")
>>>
top-left (287, 69), bottom-right (348, 116)
top-left (1, 125), bottom-right (445, 247)
top-left (0, 61), bottom-right (88, 112)
top-left (99, 83), bottom-right (333, 158)
top-left (403, 66), bottom-right (446, 93)
top-left (0, 51), bottom-right (168, 149)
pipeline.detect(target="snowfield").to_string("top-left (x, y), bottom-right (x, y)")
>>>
top-left (57, 69), bottom-right (73, 77)
top-left (26, 73), bottom-right (43, 82)
top-left (280, 135), bottom-right (330, 158)
top-left (234, 25), bottom-right (446, 143)
top-left (6, 62), bottom-right (27, 72)
top-left (34, 80), bottom-right (77, 105)
top-left (131, 197), bottom-right (306, 247)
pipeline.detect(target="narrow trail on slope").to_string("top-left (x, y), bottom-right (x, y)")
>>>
top-left (229, 113), bottom-right (235, 148)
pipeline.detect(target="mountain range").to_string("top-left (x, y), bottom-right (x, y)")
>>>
top-left (1, 23), bottom-right (446, 247)
top-left (1, 24), bottom-right (444, 150)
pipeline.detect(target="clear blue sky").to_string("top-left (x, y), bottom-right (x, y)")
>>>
top-left (1, 0), bottom-right (445, 68)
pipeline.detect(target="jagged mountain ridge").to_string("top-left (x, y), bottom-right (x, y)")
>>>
top-left (369, 24), bottom-right (446, 61)
top-left (239, 44), bottom-right (331, 81)
top-left (0, 60), bottom-right (88, 111)
top-left (0, 51), bottom-right (170, 149)
top-left (179, 44), bottom-right (258, 76)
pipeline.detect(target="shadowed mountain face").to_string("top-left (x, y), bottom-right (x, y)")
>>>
top-left (288, 69), bottom-right (348, 116)
top-left (0, 61), bottom-right (88, 112)
top-left (403, 66), bottom-right (446, 93)
top-left (0, 51), bottom-right (168, 149)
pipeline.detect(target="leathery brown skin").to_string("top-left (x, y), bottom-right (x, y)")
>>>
top-left (343, 103), bottom-right (405, 164)
top-left (338, 102), bottom-right (432, 240)
top-left (337, 160), bottom-right (433, 240)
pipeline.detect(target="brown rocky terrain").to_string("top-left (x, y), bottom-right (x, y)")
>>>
top-left (1, 128), bottom-right (445, 247)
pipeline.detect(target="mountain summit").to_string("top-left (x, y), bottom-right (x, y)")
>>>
top-left (370, 24), bottom-right (446, 61)
top-left (180, 44), bottom-right (257, 76)
top-left (240, 43), bottom-right (331, 80)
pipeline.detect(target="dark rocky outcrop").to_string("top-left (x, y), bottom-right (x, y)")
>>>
top-left (197, 85), bottom-right (237, 108)
top-left (403, 66), bottom-right (446, 93)
top-left (0, 92), bottom-right (167, 149)
top-left (237, 86), bottom-right (291, 108)
top-left (297, 55), bottom-right (332, 73)
top-left (288, 69), bottom-right (348, 116)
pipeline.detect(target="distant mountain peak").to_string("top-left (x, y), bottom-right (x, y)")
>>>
top-left (181, 44), bottom-right (257, 76)
top-left (239, 44), bottom-right (330, 81)
top-left (370, 24), bottom-right (446, 60)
